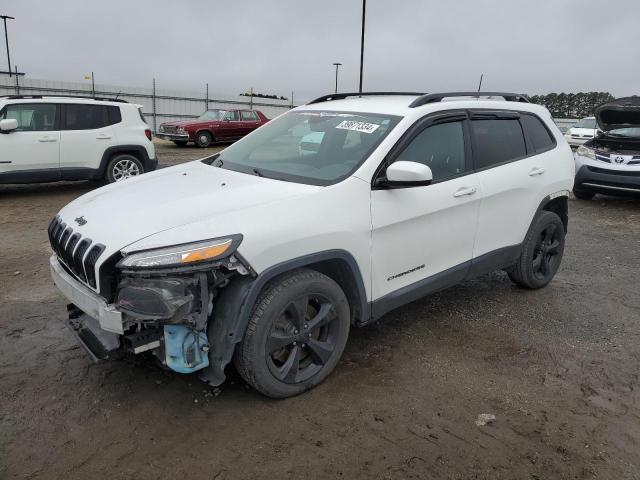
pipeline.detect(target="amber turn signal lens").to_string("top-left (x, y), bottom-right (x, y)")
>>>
top-left (180, 240), bottom-right (232, 263)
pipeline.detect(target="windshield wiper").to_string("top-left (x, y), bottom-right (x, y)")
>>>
top-left (252, 167), bottom-right (265, 178)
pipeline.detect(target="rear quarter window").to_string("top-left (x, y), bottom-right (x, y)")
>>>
top-left (520, 114), bottom-right (556, 153)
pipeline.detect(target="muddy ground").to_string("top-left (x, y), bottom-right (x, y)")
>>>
top-left (1, 140), bottom-right (640, 479)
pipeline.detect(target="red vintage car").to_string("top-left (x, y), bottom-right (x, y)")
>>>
top-left (156, 109), bottom-right (269, 147)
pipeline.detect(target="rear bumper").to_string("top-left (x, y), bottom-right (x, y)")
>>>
top-left (144, 156), bottom-right (158, 172)
top-left (156, 132), bottom-right (190, 142)
top-left (574, 165), bottom-right (640, 194)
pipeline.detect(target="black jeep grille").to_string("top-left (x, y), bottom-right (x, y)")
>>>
top-left (48, 216), bottom-right (106, 289)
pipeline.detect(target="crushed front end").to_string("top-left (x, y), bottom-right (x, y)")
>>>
top-left (49, 216), bottom-right (253, 384)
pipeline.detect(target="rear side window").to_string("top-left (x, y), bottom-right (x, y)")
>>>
top-left (396, 121), bottom-right (466, 181)
top-left (0, 103), bottom-right (57, 131)
top-left (471, 119), bottom-right (526, 169)
top-left (520, 114), bottom-right (555, 153)
top-left (62, 104), bottom-right (121, 130)
top-left (241, 111), bottom-right (259, 121)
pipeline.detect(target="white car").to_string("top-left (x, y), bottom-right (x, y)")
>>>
top-left (48, 91), bottom-right (574, 398)
top-left (564, 116), bottom-right (597, 148)
top-left (0, 95), bottom-right (157, 184)
top-left (573, 97), bottom-right (640, 200)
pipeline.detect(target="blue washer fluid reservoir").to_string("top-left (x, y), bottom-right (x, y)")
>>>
top-left (164, 325), bottom-right (210, 374)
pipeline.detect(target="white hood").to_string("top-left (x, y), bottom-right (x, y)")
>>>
top-left (58, 161), bottom-right (320, 258)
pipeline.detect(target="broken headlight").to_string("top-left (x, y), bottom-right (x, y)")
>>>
top-left (117, 235), bottom-right (242, 270)
top-left (576, 145), bottom-right (596, 160)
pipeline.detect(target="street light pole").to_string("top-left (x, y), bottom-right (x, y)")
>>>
top-left (332, 62), bottom-right (342, 94)
top-left (358, 0), bottom-right (366, 94)
top-left (1, 15), bottom-right (15, 77)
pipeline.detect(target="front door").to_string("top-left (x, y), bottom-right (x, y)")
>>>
top-left (371, 115), bottom-right (481, 309)
top-left (0, 102), bottom-right (60, 182)
top-left (217, 110), bottom-right (242, 139)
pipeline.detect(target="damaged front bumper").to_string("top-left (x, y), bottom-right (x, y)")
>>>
top-left (51, 254), bottom-right (216, 375)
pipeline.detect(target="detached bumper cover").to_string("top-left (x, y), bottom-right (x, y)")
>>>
top-left (575, 165), bottom-right (640, 193)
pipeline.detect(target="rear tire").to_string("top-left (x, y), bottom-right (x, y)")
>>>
top-left (507, 211), bottom-right (565, 289)
top-left (234, 269), bottom-right (350, 398)
top-left (105, 154), bottom-right (144, 183)
top-left (195, 131), bottom-right (213, 148)
top-left (573, 188), bottom-right (595, 201)
top-left (173, 140), bottom-right (188, 147)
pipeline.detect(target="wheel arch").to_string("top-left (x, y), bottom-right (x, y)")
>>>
top-left (194, 128), bottom-right (215, 142)
top-left (537, 193), bottom-right (569, 233)
top-left (199, 250), bottom-right (369, 387)
top-left (99, 145), bottom-right (149, 177)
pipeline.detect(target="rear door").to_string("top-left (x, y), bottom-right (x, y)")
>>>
top-left (371, 113), bottom-right (481, 304)
top-left (239, 110), bottom-right (261, 136)
top-left (59, 103), bottom-right (120, 174)
top-left (470, 110), bottom-right (557, 258)
top-left (0, 102), bottom-right (60, 181)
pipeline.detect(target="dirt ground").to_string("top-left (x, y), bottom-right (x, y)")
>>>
top-left (1, 140), bottom-right (640, 480)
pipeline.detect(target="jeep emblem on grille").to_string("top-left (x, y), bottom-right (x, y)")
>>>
top-left (74, 216), bottom-right (87, 226)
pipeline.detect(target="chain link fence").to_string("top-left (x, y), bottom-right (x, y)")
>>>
top-left (0, 73), bottom-right (296, 132)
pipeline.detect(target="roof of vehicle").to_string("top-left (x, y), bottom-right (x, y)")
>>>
top-left (0, 95), bottom-right (135, 107)
top-left (300, 92), bottom-right (551, 119)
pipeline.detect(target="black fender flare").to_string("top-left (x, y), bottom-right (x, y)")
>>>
top-left (99, 145), bottom-right (152, 177)
top-left (534, 191), bottom-right (570, 233)
top-left (199, 249), bottom-right (369, 386)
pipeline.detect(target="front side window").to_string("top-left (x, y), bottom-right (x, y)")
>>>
top-left (63, 104), bottom-right (118, 130)
top-left (395, 121), bottom-right (466, 181)
top-left (206, 110), bottom-right (401, 185)
top-left (471, 119), bottom-right (526, 169)
top-left (241, 111), bottom-right (259, 121)
top-left (520, 114), bottom-right (555, 153)
top-left (225, 110), bottom-right (239, 121)
top-left (0, 103), bottom-right (57, 131)
top-left (198, 110), bottom-right (227, 121)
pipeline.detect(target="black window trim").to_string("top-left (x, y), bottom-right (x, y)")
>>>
top-left (372, 109), bottom-right (474, 189)
top-left (468, 109), bottom-right (558, 174)
top-left (0, 102), bottom-right (61, 132)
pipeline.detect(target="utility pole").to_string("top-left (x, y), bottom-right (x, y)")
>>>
top-left (358, 0), bottom-right (366, 94)
top-left (1, 15), bottom-right (15, 77)
top-left (332, 62), bottom-right (342, 94)
top-left (91, 71), bottom-right (95, 98)
top-left (205, 83), bottom-right (209, 111)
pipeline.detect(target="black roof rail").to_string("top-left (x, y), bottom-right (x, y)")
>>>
top-left (409, 92), bottom-right (529, 108)
top-left (0, 94), bottom-right (128, 103)
top-left (308, 91), bottom-right (425, 105)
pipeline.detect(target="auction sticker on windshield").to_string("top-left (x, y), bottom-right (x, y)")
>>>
top-left (336, 120), bottom-right (380, 134)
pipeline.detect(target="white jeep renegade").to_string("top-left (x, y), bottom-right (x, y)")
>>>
top-left (49, 92), bottom-right (574, 398)
top-left (0, 95), bottom-right (156, 184)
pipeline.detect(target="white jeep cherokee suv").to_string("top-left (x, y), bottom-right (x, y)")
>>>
top-left (49, 92), bottom-right (574, 398)
top-left (0, 95), bottom-right (157, 184)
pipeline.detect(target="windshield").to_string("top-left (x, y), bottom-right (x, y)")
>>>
top-left (205, 110), bottom-right (402, 185)
top-left (606, 127), bottom-right (640, 138)
top-left (198, 109), bottom-right (227, 121)
top-left (575, 118), bottom-right (597, 129)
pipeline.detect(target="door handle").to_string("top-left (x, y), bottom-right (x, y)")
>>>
top-left (453, 186), bottom-right (477, 198)
top-left (96, 134), bottom-right (112, 139)
top-left (38, 136), bottom-right (57, 143)
top-left (529, 167), bottom-right (545, 176)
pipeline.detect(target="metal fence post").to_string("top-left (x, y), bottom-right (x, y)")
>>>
top-left (14, 65), bottom-right (19, 95)
top-left (152, 77), bottom-right (157, 133)
top-left (205, 83), bottom-right (209, 111)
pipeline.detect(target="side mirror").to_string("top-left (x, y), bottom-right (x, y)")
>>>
top-left (376, 161), bottom-right (433, 188)
top-left (0, 118), bottom-right (18, 133)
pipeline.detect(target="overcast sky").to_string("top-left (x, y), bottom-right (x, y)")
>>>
top-left (3, 0), bottom-right (639, 101)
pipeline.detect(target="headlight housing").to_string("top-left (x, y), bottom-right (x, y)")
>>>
top-left (576, 145), bottom-right (596, 160)
top-left (117, 235), bottom-right (242, 270)
top-left (177, 126), bottom-right (186, 133)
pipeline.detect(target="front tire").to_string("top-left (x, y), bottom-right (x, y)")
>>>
top-left (105, 154), bottom-right (144, 183)
top-left (507, 211), bottom-right (565, 289)
top-left (234, 269), bottom-right (350, 398)
top-left (194, 131), bottom-right (213, 148)
top-left (573, 188), bottom-right (595, 201)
